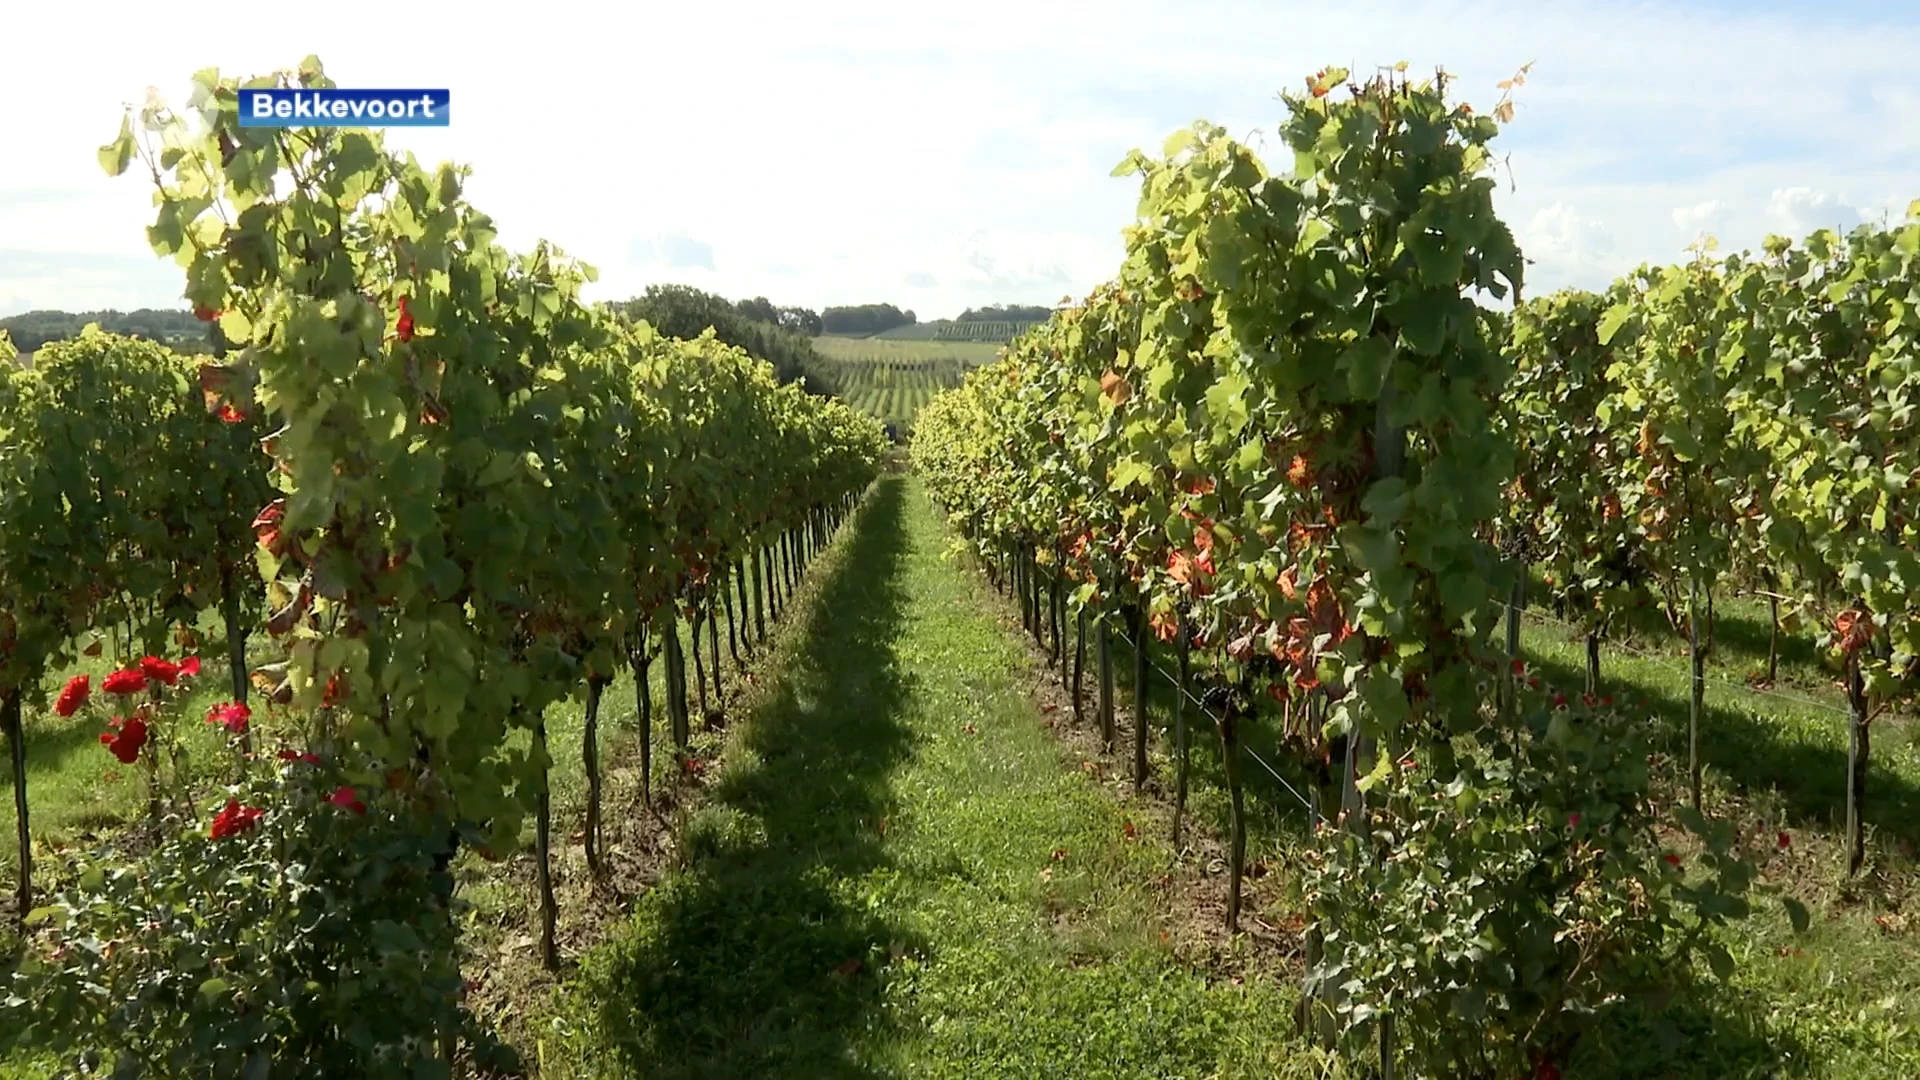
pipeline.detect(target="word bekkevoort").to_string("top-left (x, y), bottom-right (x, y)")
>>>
top-left (238, 89), bottom-right (451, 128)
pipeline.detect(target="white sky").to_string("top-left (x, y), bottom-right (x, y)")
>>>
top-left (2, 0), bottom-right (1917, 320)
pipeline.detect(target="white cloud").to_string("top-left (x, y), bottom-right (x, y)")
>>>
top-left (1513, 203), bottom-right (1617, 297)
top-left (1767, 187), bottom-right (1864, 237)
top-left (0, 251), bottom-right (180, 318)
top-left (2, 1), bottom-right (1919, 318)
top-left (628, 234), bottom-right (717, 272)
top-left (1524, 204), bottom-right (1604, 257)
top-left (1671, 200), bottom-right (1724, 239)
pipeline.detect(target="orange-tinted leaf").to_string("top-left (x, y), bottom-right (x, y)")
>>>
top-left (1307, 578), bottom-right (1343, 634)
top-left (1167, 550), bottom-right (1194, 586)
top-left (1287, 454), bottom-right (1313, 490)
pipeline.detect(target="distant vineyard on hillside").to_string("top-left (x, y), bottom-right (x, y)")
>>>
top-left (813, 337), bottom-right (999, 437)
top-left (932, 320), bottom-right (1042, 342)
top-left (864, 319), bottom-right (1043, 344)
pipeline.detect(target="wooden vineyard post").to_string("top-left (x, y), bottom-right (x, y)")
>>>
top-left (763, 542), bottom-right (779, 625)
top-left (1072, 607), bottom-right (1087, 726)
top-left (1031, 549), bottom-right (1044, 646)
top-left (4, 689), bottom-right (28, 928)
top-left (533, 715), bottom-right (559, 971)
top-left (706, 589), bottom-right (722, 707)
top-left (631, 624), bottom-right (653, 807)
top-left (1844, 643), bottom-right (1870, 876)
top-left (665, 613), bottom-right (690, 749)
top-left (218, 558), bottom-right (251, 754)
top-left (582, 677), bottom-right (607, 879)
top-left (1097, 615), bottom-right (1115, 753)
top-left (1050, 567), bottom-right (1064, 668)
top-left (748, 550), bottom-right (764, 643)
top-left (1767, 591), bottom-right (1781, 683)
top-left (1172, 616), bottom-right (1191, 848)
top-left (1688, 573), bottom-right (1704, 812)
top-left (725, 567), bottom-right (744, 667)
top-left (689, 603), bottom-right (709, 721)
top-left (1214, 687), bottom-right (1246, 933)
top-left (1132, 604), bottom-right (1149, 790)
top-left (1015, 544), bottom-right (1029, 633)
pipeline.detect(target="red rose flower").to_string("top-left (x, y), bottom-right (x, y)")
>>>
top-left (1510, 658), bottom-right (1526, 675)
top-left (54, 675), bottom-right (90, 717)
top-left (140, 656), bottom-right (180, 687)
top-left (103, 669), bottom-right (147, 696)
top-left (1553, 693), bottom-right (1568, 709)
top-left (209, 797), bottom-right (265, 839)
top-left (329, 786), bottom-right (366, 815)
top-left (206, 702), bottom-right (251, 734)
top-left (277, 748), bottom-right (321, 765)
top-left (99, 716), bottom-right (148, 764)
top-left (179, 656), bottom-right (201, 679)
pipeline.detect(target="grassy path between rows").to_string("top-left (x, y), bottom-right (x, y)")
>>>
top-left (543, 474), bottom-right (1314, 1079)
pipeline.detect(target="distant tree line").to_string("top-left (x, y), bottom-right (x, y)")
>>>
top-left (820, 304), bottom-right (916, 336)
top-left (955, 304), bottom-right (1052, 323)
top-left (609, 285), bottom-right (836, 394)
top-left (5, 293), bottom-right (839, 390)
top-left (0, 308), bottom-right (213, 353)
top-left (731, 295), bottom-right (824, 336)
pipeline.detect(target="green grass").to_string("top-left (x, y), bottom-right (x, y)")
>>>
top-left (1067, 569), bottom-right (1920, 1078)
top-left (1509, 596), bottom-right (1920, 1076)
top-left (12, 476), bottom-right (1914, 1078)
top-left (544, 476), bottom-right (1324, 1079)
